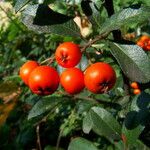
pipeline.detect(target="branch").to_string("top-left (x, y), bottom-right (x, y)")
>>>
top-left (56, 129), bottom-right (63, 150)
top-left (40, 32), bottom-right (109, 64)
top-left (40, 54), bottom-right (55, 65)
top-left (56, 91), bottom-right (120, 108)
top-left (73, 95), bottom-right (120, 108)
top-left (36, 125), bottom-right (42, 150)
top-left (81, 32), bottom-right (110, 52)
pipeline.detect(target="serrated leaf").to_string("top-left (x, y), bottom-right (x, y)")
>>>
top-left (109, 42), bottom-right (150, 83)
top-left (68, 137), bottom-right (98, 150)
top-left (22, 4), bottom-right (80, 36)
top-left (100, 6), bottom-right (150, 34)
top-left (14, 0), bottom-right (30, 12)
top-left (82, 112), bottom-right (93, 134)
top-left (28, 96), bottom-right (62, 120)
top-left (90, 106), bottom-right (121, 141)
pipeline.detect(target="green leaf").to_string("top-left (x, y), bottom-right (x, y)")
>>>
top-left (122, 92), bottom-right (150, 147)
top-left (14, 0), bottom-right (30, 12)
top-left (100, 6), bottom-right (150, 34)
top-left (82, 112), bottom-right (93, 134)
top-left (109, 42), bottom-right (150, 83)
top-left (68, 137), bottom-right (98, 150)
top-left (44, 145), bottom-right (64, 150)
top-left (28, 95), bottom-right (62, 120)
top-left (122, 124), bottom-right (144, 146)
top-left (91, 1), bottom-right (104, 25)
top-left (76, 100), bottom-right (95, 114)
top-left (131, 91), bottom-right (150, 111)
top-left (135, 140), bottom-right (150, 150)
top-left (89, 106), bottom-right (121, 141)
top-left (22, 4), bottom-right (80, 36)
top-left (48, 1), bottom-right (76, 16)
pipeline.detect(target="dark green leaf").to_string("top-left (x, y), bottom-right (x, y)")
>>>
top-left (22, 4), bottom-right (80, 36)
top-left (135, 140), bottom-right (150, 150)
top-left (100, 6), bottom-right (150, 34)
top-left (122, 92), bottom-right (150, 147)
top-left (109, 42), bottom-right (150, 83)
top-left (131, 91), bottom-right (150, 111)
top-left (68, 137), bottom-right (98, 150)
top-left (44, 145), bottom-right (64, 150)
top-left (77, 100), bottom-right (95, 114)
top-left (14, 0), bottom-right (30, 12)
top-left (91, 1), bottom-right (104, 25)
top-left (28, 95), bottom-right (62, 120)
top-left (90, 106), bottom-right (121, 141)
top-left (122, 124), bottom-right (144, 146)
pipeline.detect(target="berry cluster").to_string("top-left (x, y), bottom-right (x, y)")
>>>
top-left (137, 35), bottom-right (150, 51)
top-left (19, 42), bottom-right (116, 96)
top-left (130, 82), bottom-right (141, 95)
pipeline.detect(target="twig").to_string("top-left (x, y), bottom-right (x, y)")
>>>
top-left (81, 32), bottom-right (110, 52)
top-left (56, 91), bottom-right (119, 107)
top-left (36, 125), bottom-right (42, 150)
top-left (40, 55), bottom-right (55, 65)
top-left (56, 129), bottom-right (63, 150)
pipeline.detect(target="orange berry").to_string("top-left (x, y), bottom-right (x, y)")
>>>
top-left (140, 35), bottom-right (149, 42)
top-left (133, 89), bottom-right (141, 95)
top-left (19, 61), bottom-right (39, 85)
top-left (145, 45), bottom-right (150, 51)
top-left (145, 40), bottom-right (150, 51)
top-left (130, 82), bottom-right (139, 89)
top-left (137, 41), bottom-right (144, 48)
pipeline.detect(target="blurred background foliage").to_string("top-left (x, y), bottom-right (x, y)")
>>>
top-left (0, 0), bottom-right (150, 150)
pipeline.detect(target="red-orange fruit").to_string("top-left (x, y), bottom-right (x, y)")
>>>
top-left (84, 62), bottom-right (116, 94)
top-left (19, 60), bottom-right (39, 85)
top-left (28, 66), bottom-right (60, 95)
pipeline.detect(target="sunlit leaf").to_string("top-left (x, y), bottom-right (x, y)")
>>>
top-left (109, 42), bottom-right (150, 83)
top-left (100, 6), bottom-right (150, 34)
top-left (22, 4), bottom-right (80, 36)
top-left (89, 106), bottom-right (121, 141)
